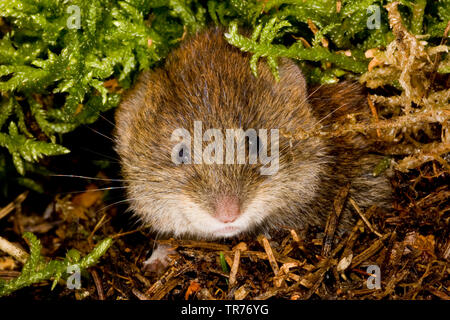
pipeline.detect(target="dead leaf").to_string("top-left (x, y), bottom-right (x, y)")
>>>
top-left (404, 232), bottom-right (435, 257)
top-left (72, 184), bottom-right (103, 208)
top-left (0, 257), bottom-right (16, 270)
top-left (234, 285), bottom-right (249, 300)
top-left (185, 280), bottom-right (201, 300)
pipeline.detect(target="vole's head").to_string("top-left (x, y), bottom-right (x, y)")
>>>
top-left (115, 29), bottom-right (328, 239)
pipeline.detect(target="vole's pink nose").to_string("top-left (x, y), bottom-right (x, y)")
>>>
top-left (214, 196), bottom-right (241, 223)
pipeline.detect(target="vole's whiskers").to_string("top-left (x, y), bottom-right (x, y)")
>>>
top-left (305, 83), bottom-right (325, 103)
top-left (96, 196), bottom-right (144, 213)
top-left (153, 231), bottom-right (162, 251)
top-left (57, 186), bottom-right (128, 195)
top-left (86, 125), bottom-right (115, 142)
top-left (292, 83), bottom-right (325, 118)
top-left (80, 147), bottom-right (121, 163)
top-left (96, 113), bottom-right (116, 127)
top-left (50, 174), bottom-right (148, 183)
top-left (310, 101), bottom-right (350, 131)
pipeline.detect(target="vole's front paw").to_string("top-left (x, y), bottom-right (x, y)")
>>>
top-left (143, 244), bottom-right (177, 276)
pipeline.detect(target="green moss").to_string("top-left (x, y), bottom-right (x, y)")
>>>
top-left (0, 232), bottom-right (113, 297)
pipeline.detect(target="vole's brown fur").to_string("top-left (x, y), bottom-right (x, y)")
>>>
top-left (115, 28), bottom-right (392, 239)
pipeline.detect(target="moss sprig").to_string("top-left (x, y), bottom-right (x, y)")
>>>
top-left (0, 232), bottom-right (113, 297)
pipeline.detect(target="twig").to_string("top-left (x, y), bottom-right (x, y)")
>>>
top-left (229, 250), bottom-right (241, 287)
top-left (145, 263), bottom-right (191, 299)
top-left (289, 229), bottom-right (308, 254)
top-left (259, 235), bottom-right (288, 288)
top-left (0, 191), bottom-right (28, 221)
top-left (88, 213), bottom-right (109, 246)
top-left (349, 198), bottom-right (383, 237)
top-left (0, 235), bottom-right (29, 264)
top-left (90, 269), bottom-right (105, 300)
top-left (221, 249), bottom-right (307, 268)
top-left (132, 288), bottom-right (151, 300)
top-left (427, 287), bottom-right (450, 300)
top-left (258, 236), bottom-right (280, 277)
top-left (375, 267), bottom-right (410, 299)
top-left (322, 184), bottom-right (350, 257)
top-left (157, 239), bottom-right (230, 251)
top-left (253, 288), bottom-right (280, 300)
top-left (338, 206), bottom-right (378, 272)
top-left (0, 270), bottom-right (21, 280)
top-left (350, 233), bottom-right (390, 268)
top-left (274, 262), bottom-right (301, 288)
top-left (368, 95), bottom-right (381, 138)
top-left (135, 273), bottom-right (152, 287)
top-left (302, 259), bottom-right (334, 299)
top-left (229, 243), bottom-right (246, 287)
top-left (111, 229), bottom-right (142, 239)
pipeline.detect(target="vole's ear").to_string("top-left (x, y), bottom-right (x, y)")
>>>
top-left (115, 70), bottom-right (160, 148)
top-left (275, 58), bottom-right (308, 102)
top-left (115, 70), bottom-right (152, 124)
